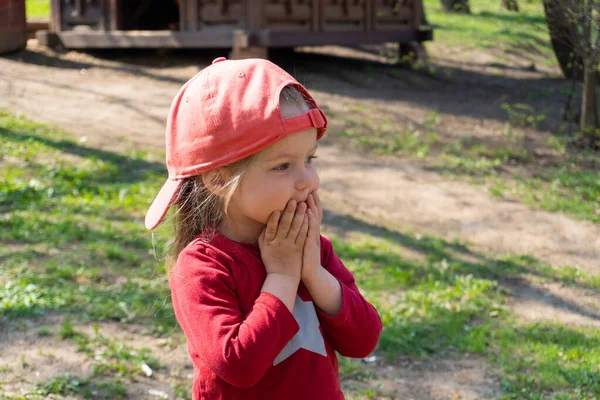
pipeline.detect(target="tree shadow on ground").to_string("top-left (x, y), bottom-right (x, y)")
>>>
top-left (323, 207), bottom-right (600, 323)
top-left (3, 47), bottom-right (195, 85)
top-left (0, 121), bottom-right (166, 185)
top-left (269, 49), bottom-right (569, 131)
top-left (8, 45), bottom-right (570, 131)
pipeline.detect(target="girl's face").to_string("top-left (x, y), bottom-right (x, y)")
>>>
top-left (220, 127), bottom-right (319, 243)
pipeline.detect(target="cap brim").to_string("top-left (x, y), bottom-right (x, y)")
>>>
top-left (145, 178), bottom-right (183, 230)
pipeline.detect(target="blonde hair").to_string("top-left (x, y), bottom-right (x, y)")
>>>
top-left (165, 85), bottom-right (312, 275)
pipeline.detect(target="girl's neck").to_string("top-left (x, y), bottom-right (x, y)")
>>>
top-left (218, 218), bottom-right (262, 244)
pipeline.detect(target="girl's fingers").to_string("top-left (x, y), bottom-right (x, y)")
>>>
top-left (296, 214), bottom-right (309, 246)
top-left (275, 200), bottom-right (296, 240)
top-left (308, 192), bottom-right (320, 223)
top-left (288, 202), bottom-right (307, 239)
top-left (265, 211), bottom-right (280, 242)
top-left (313, 191), bottom-right (323, 222)
top-left (307, 193), bottom-right (315, 212)
top-left (306, 208), bottom-right (319, 239)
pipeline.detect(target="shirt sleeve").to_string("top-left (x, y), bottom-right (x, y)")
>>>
top-left (170, 243), bottom-right (300, 388)
top-left (314, 235), bottom-right (383, 358)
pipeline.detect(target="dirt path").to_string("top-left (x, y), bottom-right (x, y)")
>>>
top-left (2, 41), bottom-right (599, 399)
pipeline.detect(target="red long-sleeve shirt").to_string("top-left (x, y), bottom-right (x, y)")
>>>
top-left (170, 233), bottom-right (382, 399)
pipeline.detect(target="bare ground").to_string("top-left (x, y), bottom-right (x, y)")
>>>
top-left (1, 40), bottom-right (599, 399)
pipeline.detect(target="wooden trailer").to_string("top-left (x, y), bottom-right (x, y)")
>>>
top-left (37, 0), bottom-right (432, 59)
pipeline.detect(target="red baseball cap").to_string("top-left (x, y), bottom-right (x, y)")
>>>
top-left (145, 57), bottom-right (328, 230)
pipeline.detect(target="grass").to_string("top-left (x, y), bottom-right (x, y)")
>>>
top-left (3, 373), bottom-right (127, 400)
top-left (508, 158), bottom-right (600, 223)
top-left (25, 0), bottom-right (50, 19)
top-left (58, 321), bottom-right (161, 378)
top-left (423, 0), bottom-right (553, 60)
top-left (2, 112), bottom-right (599, 399)
top-left (339, 113), bottom-right (439, 159)
top-left (0, 112), bottom-right (174, 333)
top-left (329, 104), bottom-right (600, 224)
top-left (444, 141), bottom-right (600, 224)
top-left (332, 230), bottom-right (600, 399)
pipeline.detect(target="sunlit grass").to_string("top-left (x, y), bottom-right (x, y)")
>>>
top-left (328, 104), bottom-right (600, 224)
top-left (423, 0), bottom-right (553, 60)
top-left (25, 0), bottom-right (50, 19)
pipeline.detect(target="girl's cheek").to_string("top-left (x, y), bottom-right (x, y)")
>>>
top-left (311, 170), bottom-right (320, 192)
top-left (263, 184), bottom-right (288, 216)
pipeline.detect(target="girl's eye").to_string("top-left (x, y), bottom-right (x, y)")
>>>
top-left (273, 155), bottom-right (317, 171)
top-left (274, 162), bottom-right (290, 171)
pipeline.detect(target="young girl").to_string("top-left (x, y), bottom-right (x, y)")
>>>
top-left (145, 56), bottom-right (382, 399)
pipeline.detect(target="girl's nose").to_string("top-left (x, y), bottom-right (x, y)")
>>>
top-left (295, 168), bottom-right (318, 192)
top-left (295, 175), bottom-right (308, 191)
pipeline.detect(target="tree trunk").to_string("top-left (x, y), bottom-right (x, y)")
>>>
top-left (542, 0), bottom-right (583, 81)
top-left (440, 0), bottom-right (470, 13)
top-left (501, 0), bottom-right (519, 11)
top-left (580, 62), bottom-right (598, 136)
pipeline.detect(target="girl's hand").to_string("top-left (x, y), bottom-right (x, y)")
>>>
top-left (302, 191), bottom-right (323, 284)
top-left (259, 199), bottom-right (309, 281)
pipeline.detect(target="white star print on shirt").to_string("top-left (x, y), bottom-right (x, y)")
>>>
top-left (273, 295), bottom-right (327, 366)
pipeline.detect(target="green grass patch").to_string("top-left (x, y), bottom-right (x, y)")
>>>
top-left (332, 105), bottom-right (600, 224)
top-left (501, 103), bottom-right (548, 129)
top-left (446, 150), bottom-right (600, 223)
top-left (494, 322), bottom-right (600, 399)
top-left (423, 0), bottom-right (553, 61)
top-left (25, 0), bottom-right (50, 19)
top-left (338, 111), bottom-right (439, 158)
top-left (59, 323), bottom-right (161, 378)
top-left (3, 373), bottom-right (127, 400)
top-left (515, 158), bottom-right (600, 223)
top-left (329, 229), bottom-right (600, 399)
top-left (0, 112), bottom-right (175, 334)
top-left (339, 357), bottom-right (374, 382)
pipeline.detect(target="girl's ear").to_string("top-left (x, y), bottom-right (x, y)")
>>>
top-left (201, 170), bottom-right (225, 195)
top-left (202, 169), bottom-right (234, 196)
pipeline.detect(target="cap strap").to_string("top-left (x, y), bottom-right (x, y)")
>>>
top-left (284, 108), bottom-right (326, 133)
